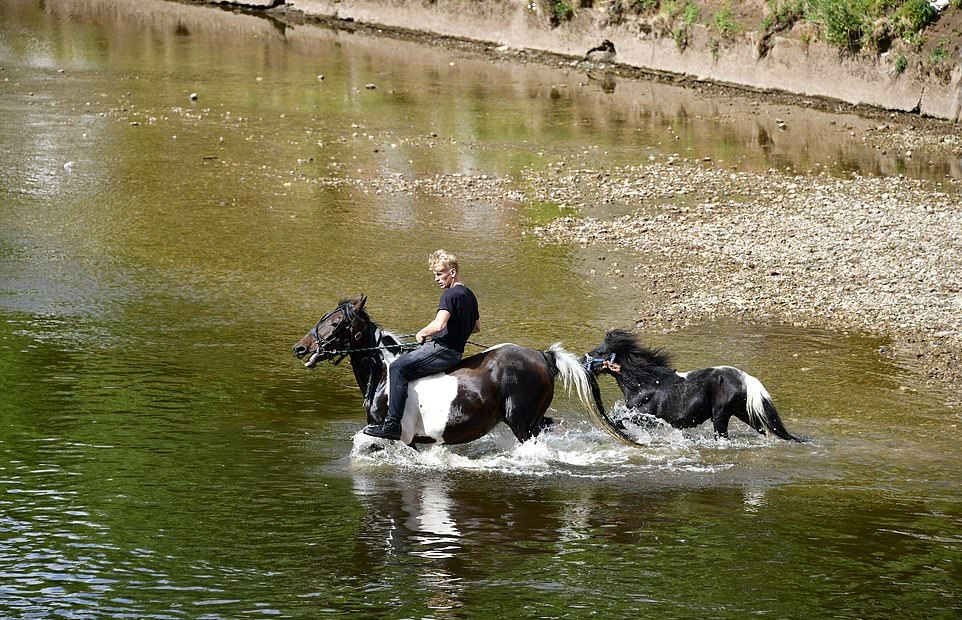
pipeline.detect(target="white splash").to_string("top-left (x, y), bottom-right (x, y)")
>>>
top-left (348, 401), bottom-right (761, 478)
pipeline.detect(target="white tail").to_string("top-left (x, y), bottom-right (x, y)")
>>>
top-left (741, 370), bottom-right (774, 431)
top-left (548, 343), bottom-right (638, 446)
top-left (547, 342), bottom-right (594, 410)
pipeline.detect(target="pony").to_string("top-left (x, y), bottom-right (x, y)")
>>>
top-left (585, 329), bottom-right (802, 442)
top-left (292, 296), bottom-right (633, 447)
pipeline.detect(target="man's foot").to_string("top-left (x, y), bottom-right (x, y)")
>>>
top-left (362, 420), bottom-right (402, 440)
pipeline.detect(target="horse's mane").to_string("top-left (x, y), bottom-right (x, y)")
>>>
top-left (338, 297), bottom-right (407, 358)
top-left (604, 329), bottom-right (672, 370)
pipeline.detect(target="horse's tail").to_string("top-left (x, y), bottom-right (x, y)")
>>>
top-left (545, 343), bottom-right (639, 446)
top-left (741, 371), bottom-right (803, 442)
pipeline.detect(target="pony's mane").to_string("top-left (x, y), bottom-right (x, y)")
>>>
top-left (604, 329), bottom-right (672, 369)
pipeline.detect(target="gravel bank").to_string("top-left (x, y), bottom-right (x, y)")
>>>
top-left (530, 159), bottom-right (962, 395)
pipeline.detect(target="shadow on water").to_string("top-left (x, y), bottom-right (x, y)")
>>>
top-left (1, 0), bottom-right (961, 618)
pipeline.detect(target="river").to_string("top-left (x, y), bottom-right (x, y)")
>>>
top-left (1, 1), bottom-right (960, 618)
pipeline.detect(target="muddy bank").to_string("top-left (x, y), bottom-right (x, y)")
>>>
top-left (249, 0), bottom-right (962, 121)
top-left (529, 157), bottom-right (962, 398)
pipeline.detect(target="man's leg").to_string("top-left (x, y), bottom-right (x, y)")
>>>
top-left (364, 343), bottom-right (461, 440)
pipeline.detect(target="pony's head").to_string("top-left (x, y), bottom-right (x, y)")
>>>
top-left (584, 329), bottom-right (672, 375)
top-left (293, 295), bottom-right (370, 368)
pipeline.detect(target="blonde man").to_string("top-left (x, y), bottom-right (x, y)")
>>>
top-left (363, 250), bottom-right (481, 440)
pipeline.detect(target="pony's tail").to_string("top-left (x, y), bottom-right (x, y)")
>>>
top-left (741, 371), bottom-right (803, 442)
top-left (545, 343), bottom-right (639, 446)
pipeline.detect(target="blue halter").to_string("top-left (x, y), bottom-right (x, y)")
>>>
top-left (583, 352), bottom-right (616, 372)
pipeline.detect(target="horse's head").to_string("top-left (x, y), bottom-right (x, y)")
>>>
top-left (584, 329), bottom-right (671, 376)
top-left (583, 329), bottom-right (630, 375)
top-left (292, 295), bottom-right (369, 368)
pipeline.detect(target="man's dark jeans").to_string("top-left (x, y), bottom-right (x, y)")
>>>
top-left (386, 341), bottom-right (462, 422)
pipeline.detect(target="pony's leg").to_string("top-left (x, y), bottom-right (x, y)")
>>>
top-left (731, 407), bottom-right (766, 436)
top-left (711, 407), bottom-right (733, 439)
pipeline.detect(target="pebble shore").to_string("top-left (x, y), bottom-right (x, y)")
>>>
top-left (530, 158), bottom-right (962, 396)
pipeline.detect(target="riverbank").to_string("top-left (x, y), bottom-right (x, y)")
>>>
top-left (251, 0), bottom-right (962, 121)
top-left (529, 156), bottom-right (962, 400)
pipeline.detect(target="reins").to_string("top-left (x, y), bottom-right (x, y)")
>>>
top-left (324, 336), bottom-right (421, 365)
top-left (324, 336), bottom-right (489, 364)
top-left (312, 302), bottom-right (490, 366)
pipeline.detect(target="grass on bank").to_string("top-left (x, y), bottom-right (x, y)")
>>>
top-left (605, 0), bottom-right (957, 60)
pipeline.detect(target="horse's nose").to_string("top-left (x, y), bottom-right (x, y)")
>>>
top-left (293, 343), bottom-right (308, 357)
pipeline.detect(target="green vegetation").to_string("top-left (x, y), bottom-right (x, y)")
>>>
top-left (762, 0), bottom-right (807, 33)
top-left (805, 0), bottom-right (871, 53)
top-left (709, 37), bottom-right (722, 59)
top-left (802, 0), bottom-right (941, 54)
top-left (634, 0), bottom-right (662, 12)
top-left (546, 0), bottom-right (576, 26)
top-left (713, 3), bottom-right (740, 36)
top-left (894, 0), bottom-right (938, 34)
top-left (611, 0), bottom-right (954, 60)
top-left (894, 51), bottom-right (908, 72)
top-left (931, 38), bottom-right (949, 61)
top-left (758, 0), bottom-right (806, 57)
top-left (671, 1), bottom-right (701, 50)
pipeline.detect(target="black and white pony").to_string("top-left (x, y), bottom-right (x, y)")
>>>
top-left (585, 329), bottom-right (802, 442)
top-left (292, 296), bottom-right (632, 447)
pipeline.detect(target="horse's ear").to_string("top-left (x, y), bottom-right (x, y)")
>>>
top-left (352, 295), bottom-right (367, 311)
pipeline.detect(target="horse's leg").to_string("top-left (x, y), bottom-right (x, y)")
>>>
top-left (504, 398), bottom-right (534, 442)
top-left (711, 406), bottom-right (733, 439)
top-left (504, 390), bottom-right (553, 442)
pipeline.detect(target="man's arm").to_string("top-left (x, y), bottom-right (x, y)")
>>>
top-left (417, 310), bottom-right (450, 343)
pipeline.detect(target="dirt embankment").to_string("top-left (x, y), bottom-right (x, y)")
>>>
top-left (215, 0), bottom-right (962, 121)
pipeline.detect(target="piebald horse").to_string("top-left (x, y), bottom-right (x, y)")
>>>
top-left (585, 329), bottom-right (802, 442)
top-left (292, 296), bottom-right (632, 446)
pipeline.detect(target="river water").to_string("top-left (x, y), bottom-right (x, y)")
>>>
top-left (1, 1), bottom-right (960, 618)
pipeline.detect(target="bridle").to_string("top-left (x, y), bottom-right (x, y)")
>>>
top-left (583, 352), bottom-right (621, 374)
top-left (310, 303), bottom-right (419, 365)
top-left (309, 302), bottom-right (370, 365)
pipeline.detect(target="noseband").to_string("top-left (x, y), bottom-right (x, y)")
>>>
top-left (584, 352), bottom-right (620, 373)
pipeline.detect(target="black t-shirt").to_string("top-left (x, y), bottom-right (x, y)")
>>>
top-left (435, 285), bottom-right (479, 353)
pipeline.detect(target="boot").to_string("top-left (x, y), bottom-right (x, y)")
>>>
top-left (362, 417), bottom-right (402, 440)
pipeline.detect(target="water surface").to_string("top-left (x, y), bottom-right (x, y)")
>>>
top-left (1, 1), bottom-right (960, 618)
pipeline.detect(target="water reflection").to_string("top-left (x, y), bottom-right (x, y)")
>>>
top-left (350, 470), bottom-right (468, 614)
top-left (4, 0), bottom-right (957, 182)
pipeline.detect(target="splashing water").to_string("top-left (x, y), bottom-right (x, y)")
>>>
top-left (347, 402), bottom-right (792, 479)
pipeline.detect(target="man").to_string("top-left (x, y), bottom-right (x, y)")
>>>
top-left (363, 249), bottom-right (480, 440)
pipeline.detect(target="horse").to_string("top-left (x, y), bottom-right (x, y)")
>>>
top-left (584, 329), bottom-right (802, 442)
top-left (292, 296), bottom-right (633, 447)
